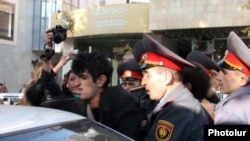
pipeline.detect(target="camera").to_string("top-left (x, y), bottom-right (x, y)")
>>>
top-left (40, 48), bottom-right (55, 61)
top-left (51, 25), bottom-right (67, 44)
top-left (40, 25), bottom-right (67, 61)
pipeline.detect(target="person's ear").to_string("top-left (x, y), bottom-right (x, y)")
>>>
top-left (97, 75), bottom-right (107, 87)
top-left (164, 71), bottom-right (173, 84)
top-left (239, 73), bottom-right (250, 86)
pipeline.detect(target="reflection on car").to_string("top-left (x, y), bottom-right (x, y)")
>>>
top-left (0, 105), bottom-right (134, 141)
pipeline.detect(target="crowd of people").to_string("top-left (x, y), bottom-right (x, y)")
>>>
top-left (4, 28), bottom-right (250, 140)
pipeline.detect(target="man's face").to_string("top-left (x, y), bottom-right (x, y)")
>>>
top-left (216, 69), bottom-right (242, 94)
top-left (121, 80), bottom-right (141, 92)
top-left (141, 67), bottom-right (167, 100)
top-left (73, 71), bottom-right (101, 100)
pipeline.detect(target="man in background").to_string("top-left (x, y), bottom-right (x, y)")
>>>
top-left (215, 31), bottom-right (250, 124)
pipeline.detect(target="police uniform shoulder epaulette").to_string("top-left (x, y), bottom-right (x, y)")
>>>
top-left (129, 86), bottom-right (145, 91)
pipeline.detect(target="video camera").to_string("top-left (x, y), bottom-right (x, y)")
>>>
top-left (40, 48), bottom-right (55, 61)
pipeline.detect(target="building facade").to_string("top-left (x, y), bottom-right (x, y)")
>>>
top-left (149, 0), bottom-right (250, 62)
top-left (0, 0), bottom-right (249, 91)
top-left (0, 0), bottom-right (81, 92)
top-left (0, 0), bottom-right (34, 92)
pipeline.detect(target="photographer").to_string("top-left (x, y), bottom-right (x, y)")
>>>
top-left (25, 26), bottom-right (89, 115)
top-left (42, 27), bottom-right (145, 140)
top-left (22, 26), bottom-right (69, 106)
top-left (40, 50), bottom-right (86, 115)
top-left (44, 25), bottom-right (67, 47)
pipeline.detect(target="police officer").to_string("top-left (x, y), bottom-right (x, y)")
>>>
top-left (185, 51), bottom-right (222, 124)
top-left (215, 31), bottom-right (250, 124)
top-left (117, 58), bottom-right (143, 92)
top-left (186, 51), bottom-right (221, 104)
top-left (133, 34), bottom-right (204, 141)
top-left (117, 58), bottom-right (156, 115)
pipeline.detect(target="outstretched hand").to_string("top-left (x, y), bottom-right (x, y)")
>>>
top-left (53, 49), bottom-right (75, 73)
top-left (60, 50), bottom-right (74, 65)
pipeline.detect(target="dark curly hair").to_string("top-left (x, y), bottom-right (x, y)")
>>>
top-left (25, 81), bottom-right (46, 106)
top-left (71, 52), bottom-right (113, 87)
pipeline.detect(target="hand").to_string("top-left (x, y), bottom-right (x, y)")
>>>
top-left (59, 49), bottom-right (74, 66)
top-left (52, 49), bottom-right (74, 73)
top-left (44, 28), bottom-right (53, 48)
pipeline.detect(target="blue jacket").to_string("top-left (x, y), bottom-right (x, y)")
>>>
top-left (144, 84), bottom-right (204, 141)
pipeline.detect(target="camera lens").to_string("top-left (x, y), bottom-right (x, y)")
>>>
top-left (53, 33), bottom-right (65, 44)
top-left (51, 25), bottom-right (67, 44)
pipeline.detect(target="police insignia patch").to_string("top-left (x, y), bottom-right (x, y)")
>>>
top-left (125, 70), bottom-right (132, 77)
top-left (155, 120), bottom-right (174, 141)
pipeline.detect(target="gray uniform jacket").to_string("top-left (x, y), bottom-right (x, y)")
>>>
top-left (144, 84), bottom-right (204, 141)
top-left (215, 85), bottom-right (250, 124)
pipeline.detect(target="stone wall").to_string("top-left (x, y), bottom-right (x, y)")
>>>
top-left (150, 0), bottom-right (250, 30)
top-left (0, 0), bottom-right (33, 92)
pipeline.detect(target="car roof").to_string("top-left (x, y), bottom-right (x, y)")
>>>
top-left (0, 93), bottom-right (23, 99)
top-left (0, 105), bottom-right (85, 135)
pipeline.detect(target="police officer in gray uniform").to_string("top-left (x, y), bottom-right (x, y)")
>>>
top-left (215, 31), bottom-right (250, 124)
top-left (133, 34), bottom-right (204, 141)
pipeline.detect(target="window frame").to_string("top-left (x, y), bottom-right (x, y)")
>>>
top-left (0, 0), bottom-right (18, 46)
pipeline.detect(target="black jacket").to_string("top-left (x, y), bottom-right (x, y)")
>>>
top-left (99, 86), bottom-right (145, 140)
top-left (129, 86), bottom-right (156, 115)
top-left (41, 70), bottom-right (145, 140)
top-left (144, 85), bottom-right (204, 141)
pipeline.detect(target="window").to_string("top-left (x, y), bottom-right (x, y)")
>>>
top-left (0, 1), bottom-right (15, 41)
top-left (63, 0), bottom-right (79, 11)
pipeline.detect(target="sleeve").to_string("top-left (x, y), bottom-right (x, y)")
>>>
top-left (40, 69), bottom-right (62, 98)
top-left (112, 88), bottom-right (146, 140)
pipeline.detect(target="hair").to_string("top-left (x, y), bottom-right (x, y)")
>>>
top-left (182, 62), bottom-right (211, 101)
top-left (0, 83), bottom-right (8, 93)
top-left (71, 52), bottom-right (113, 87)
top-left (62, 70), bottom-right (73, 92)
top-left (25, 81), bottom-right (46, 106)
top-left (19, 61), bottom-right (44, 105)
top-left (31, 61), bottom-right (43, 81)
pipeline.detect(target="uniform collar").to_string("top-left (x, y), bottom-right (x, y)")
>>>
top-left (153, 84), bottom-right (187, 114)
top-left (217, 85), bottom-right (250, 108)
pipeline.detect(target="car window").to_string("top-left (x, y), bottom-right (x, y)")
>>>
top-left (0, 119), bottom-right (134, 141)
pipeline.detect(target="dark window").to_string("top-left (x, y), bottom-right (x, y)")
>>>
top-left (0, 1), bottom-right (15, 41)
